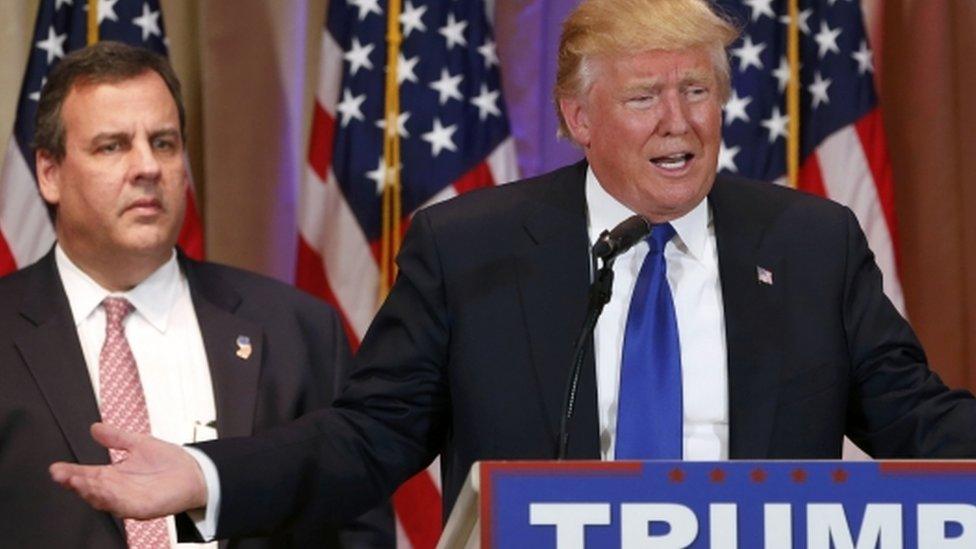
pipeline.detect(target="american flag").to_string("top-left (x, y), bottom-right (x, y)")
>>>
top-left (0, 0), bottom-right (204, 276)
top-left (716, 0), bottom-right (904, 312)
top-left (295, 0), bottom-right (518, 546)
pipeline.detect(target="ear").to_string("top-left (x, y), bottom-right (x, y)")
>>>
top-left (559, 95), bottom-right (592, 147)
top-left (35, 149), bottom-right (62, 206)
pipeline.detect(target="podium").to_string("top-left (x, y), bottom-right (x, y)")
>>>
top-left (437, 460), bottom-right (976, 548)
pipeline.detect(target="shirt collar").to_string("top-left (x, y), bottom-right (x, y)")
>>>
top-left (584, 166), bottom-right (711, 261)
top-left (54, 244), bottom-right (183, 332)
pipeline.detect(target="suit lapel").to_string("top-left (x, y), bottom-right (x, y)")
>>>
top-left (182, 258), bottom-right (264, 439)
top-left (514, 162), bottom-right (601, 458)
top-left (13, 251), bottom-right (126, 539)
top-left (14, 252), bottom-right (110, 466)
top-left (711, 176), bottom-right (787, 458)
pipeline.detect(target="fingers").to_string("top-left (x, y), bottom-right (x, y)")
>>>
top-left (49, 462), bottom-right (119, 514)
top-left (90, 422), bottom-right (139, 451)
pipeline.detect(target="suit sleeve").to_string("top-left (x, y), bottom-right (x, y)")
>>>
top-left (841, 208), bottom-right (976, 456)
top-left (199, 209), bottom-right (450, 539)
top-left (326, 307), bottom-right (397, 549)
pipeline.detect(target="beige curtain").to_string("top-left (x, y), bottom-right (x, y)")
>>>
top-left (2, 0), bottom-right (976, 393)
top-left (881, 0), bottom-right (976, 390)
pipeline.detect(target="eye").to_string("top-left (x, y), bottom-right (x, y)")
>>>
top-left (152, 137), bottom-right (178, 151)
top-left (686, 86), bottom-right (709, 100)
top-left (96, 142), bottom-right (120, 154)
top-left (626, 94), bottom-right (656, 108)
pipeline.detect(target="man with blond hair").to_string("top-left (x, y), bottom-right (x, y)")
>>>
top-left (52, 0), bottom-right (976, 541)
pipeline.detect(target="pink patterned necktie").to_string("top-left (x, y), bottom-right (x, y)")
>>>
top-left (98, 297), bottom-right (171, 548)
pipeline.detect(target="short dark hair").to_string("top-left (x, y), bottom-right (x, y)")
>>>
top-left (32, 41), bottom-right (186, 161)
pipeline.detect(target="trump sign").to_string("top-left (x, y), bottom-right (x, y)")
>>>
top-left (478, 461), bottom-right (976, 548)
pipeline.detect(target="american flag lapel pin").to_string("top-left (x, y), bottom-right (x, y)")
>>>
top-left (757, 266), bottom-right (774, 286)
top-left (236, 335), bottom-right (252, 360)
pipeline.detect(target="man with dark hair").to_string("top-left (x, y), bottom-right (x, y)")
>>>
top-left (0, 41), bottom-right (392, 548)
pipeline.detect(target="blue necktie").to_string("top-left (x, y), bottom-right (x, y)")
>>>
top-left (615, 223), bottom-right (682, 460)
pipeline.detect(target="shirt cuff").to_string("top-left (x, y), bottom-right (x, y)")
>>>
top-left (183, 446), bottom-right (222, 541)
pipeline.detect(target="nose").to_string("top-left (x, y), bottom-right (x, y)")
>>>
top-left (659, 90), bottom-right (691, 136)
top-left (129, 139), bottom-right (162, 183)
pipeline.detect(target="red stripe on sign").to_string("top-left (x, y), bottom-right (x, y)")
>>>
top-left (178, 188), bottom-right (205, 260)
top-left (295, 236), bottom-right (362, 351)
top-left (0, 232), bottom-right (17, 275)
top-left (855, 108), bottom-right (900, 261)
top-left (308, 102), bottom-right (336, 183)
top-left (453, 161), bottom-right (495, 195)
top-left (880, 461), bottom-right (976, 475)
top-left (797, 153), bottom-right (828, 198)
top-left (393, 470), bottom-right (443, 549)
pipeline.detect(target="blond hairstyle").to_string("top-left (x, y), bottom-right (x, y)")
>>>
top-left (554, 0), bottom-right (740, 137)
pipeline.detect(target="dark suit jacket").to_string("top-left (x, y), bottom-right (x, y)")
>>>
top-left (199, 161), bottom-right (976, 539)
top-left (0, 249), bottom-right (393, 548)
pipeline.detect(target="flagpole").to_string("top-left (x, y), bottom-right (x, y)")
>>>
top-left (380, 0), bottom-right (403, 298)
top-left (786, 0), bottom-right (800, 188)
top-left (87, 0), bottom-right (98, 43)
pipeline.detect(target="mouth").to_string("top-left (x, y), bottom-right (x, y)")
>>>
top-left (650, 152), bottom-right (695, 173)
top-left (125, 198), bottom-right (163, 215)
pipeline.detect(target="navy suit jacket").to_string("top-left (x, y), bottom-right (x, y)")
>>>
top-left (199, 161), bottom-right (976, 539)
top-left (0, 249), bottom-right (393, 548)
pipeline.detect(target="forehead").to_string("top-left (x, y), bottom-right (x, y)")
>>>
top-left (60, 71), bottom-right (179, 134)
top-left (592, 47), bottom-right (716, 84)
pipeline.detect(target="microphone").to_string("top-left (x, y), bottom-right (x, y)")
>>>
top-left (557, 214), bottom-right (652, 459)
top-left (592, 215), bottom-right (652, 260)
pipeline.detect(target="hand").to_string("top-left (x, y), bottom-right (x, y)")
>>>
top-left (49, 422), bottom-right (208, 519)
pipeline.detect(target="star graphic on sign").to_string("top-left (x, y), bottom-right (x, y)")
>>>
top-left (429, 68), bottom-right (464, 105)
top-left (396, 53), bottom-right (420, 85)
top-left (667, 468), bottom-right (685, 483)
top-left (718, 141), bottom-right (740, 173)
top-left (761, 106), bottom-right (789, 143)
top-left (814, 20), bottom-right (842, 59)
top-left (132, 2), bottom-right (162, 41)
top-left (400, 1), bottom-right (427, 38)
top-left (470, 84), bottom-right (501, 121)
top-left (97, 0), bottom-right (120, 23)
top-left (422, 118), bottom-right (458, 157)
top-left (366, 156), bottom-right (401, 195)
top-left (376, 111), bottom-right (411, 139)
top-left (439, 13), bottom-right (468, 50)
top-left (742, 0), bottom-right (774, 21)
top-left (772, 56), bottom-right (793, 93)
top-left (808, 71), bottom-right (832, 108)
top-left (55, 0), bottom-right (73, 9)
top-left (831, 468), bottom-right (849, 483)
top-left (790, 469), bottom-right (807, 483)
top-left (477, 39), bottom-right (499, 69)
top-left (709, 468), bottom-right (726, 483)
top-left (344, 37), bottom-right (375, 76)
top-left (778, 8), bottom-right (812, 35)
top-left (852, 40), bottom-right (874, 75)
top-left (730, 35), bottom-right (765, 72)
top-left (336, 89), bottom-right (366, 126)
top-left (749, 468), bottom-right (768, 483)
top-left (724, 90), bottom-right (751, 126)
top-left (28, 77), bottom-right (48, 102)
top-left (36, 26), bottom-right (67, 65)
top-left (348, 0), bottom-right (382, 21)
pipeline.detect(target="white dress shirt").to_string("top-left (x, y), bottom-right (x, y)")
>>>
top-left (586, 167), bottom-right (729, 460)
top-left (56, 245), bottom-right (217, 548)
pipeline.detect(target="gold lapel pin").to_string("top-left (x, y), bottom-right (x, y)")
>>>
top-left (236, 335), bottom-right (252, 360)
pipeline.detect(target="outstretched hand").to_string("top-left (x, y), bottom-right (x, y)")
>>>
top-left (49, 422), bottom-right (208, 519)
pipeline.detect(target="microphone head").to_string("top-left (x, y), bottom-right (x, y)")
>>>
top-left (592, 215), bottom-right (651, 260)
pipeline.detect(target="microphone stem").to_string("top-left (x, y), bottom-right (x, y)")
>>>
top-left (557, 257), bottom-right (615, 459)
